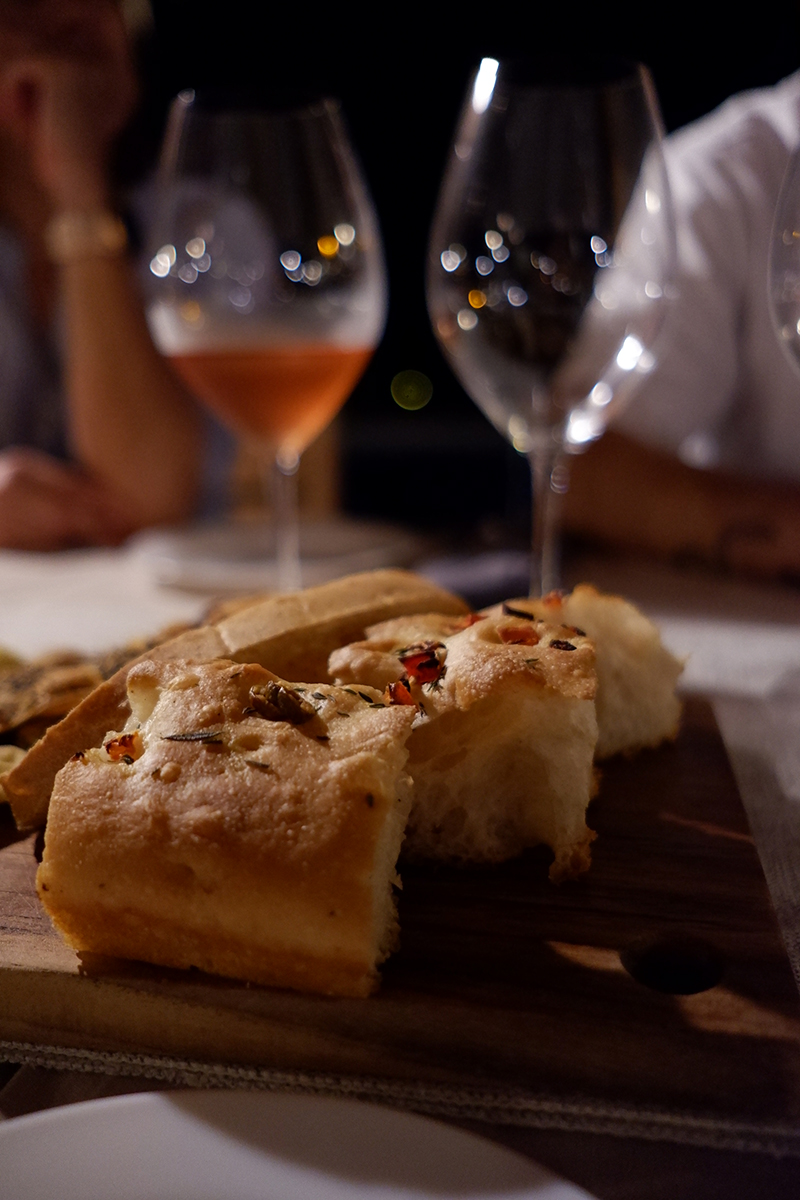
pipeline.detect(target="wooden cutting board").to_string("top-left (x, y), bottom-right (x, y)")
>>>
top-left (2, 699), bottom-right (799, 1130)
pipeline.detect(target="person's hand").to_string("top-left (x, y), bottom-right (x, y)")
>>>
top-left (0, 447), bottom-right (134, 550)
top-left (0, 0), bottom-right (137, 209)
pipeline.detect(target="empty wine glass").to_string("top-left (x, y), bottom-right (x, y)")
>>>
top-left (146, 90), bottom-right (386, 590)
top-left (427, 58), bottom-right (673, 594)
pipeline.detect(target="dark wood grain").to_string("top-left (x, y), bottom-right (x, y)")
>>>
top-left (1, 699), bottom-right (799, 1128)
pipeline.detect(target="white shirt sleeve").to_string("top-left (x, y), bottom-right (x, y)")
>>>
top-left (615, 73), bottom-right (800, 477)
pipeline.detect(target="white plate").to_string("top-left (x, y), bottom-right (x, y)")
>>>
top-left (130, 517), bottom-right (429, 593)
top-left (0, 1090), bottom-right (594, 1200)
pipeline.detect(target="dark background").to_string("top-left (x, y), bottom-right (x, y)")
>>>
top-left (137, 3), bottom-right (800, 541)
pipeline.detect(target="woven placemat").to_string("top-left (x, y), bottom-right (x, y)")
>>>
top-left (2, 1039), bottom-right (800, 1157)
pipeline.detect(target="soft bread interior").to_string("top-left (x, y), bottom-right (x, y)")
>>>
top-left (404, 687), bottom-right (597, 881)
top-left (330, 610), bottom-right (599, 881)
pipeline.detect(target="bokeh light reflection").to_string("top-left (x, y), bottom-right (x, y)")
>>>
top-left (302, 260), bottom-right (323, 285)
top-left (149, 244), bottom-right (176, 278)
top-left (391, 369), bottom-right (433, 411)
top-left (644, 189), bottom-right (661, 214)
top-left (317, 235), bottom-right (339, 257)
top-left (472, 58), bottom-right (499, 115)
top-left (229, 285), bottom-right (252, 310)
top-left (616, 335), bottom-right (644, 371)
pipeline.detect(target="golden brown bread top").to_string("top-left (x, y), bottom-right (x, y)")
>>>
top-left (38, 658), bottom-right (417, 995)
top-left (0, 624), bottom-right (194, 740)
top-left (87, 658), bottom-right (417, 870)
top-left (330, 609), bottom-right (597, 711)
top-left (483, 587), bottom-right (683, 758)
top-left (484, 586), bottom-right (681, 665)
top-left (5, 569), bottom-right (466, 831)
top-left (214, 569), bottom-right (468, 682)
top-left (3, 625), bottom-right (228, 831)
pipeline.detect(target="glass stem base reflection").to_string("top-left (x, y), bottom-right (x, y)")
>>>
top-left (269, 452), bottom-right (302, 593)
top-left (528, 447), bottom-right (567, 598)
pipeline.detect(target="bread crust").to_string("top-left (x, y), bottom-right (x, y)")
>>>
top-left (6, 570), bottom-right (465, 831)
top-left (330, 611), bottom-right (598, 880)
top-left (215, 569), bottom-right (468, 681)
top-left (4, 626), bottom-right (228, 830)
top-left (484, 587), bottom-right (683, 759)
top-left (37, 659), bottom-right (416, 997)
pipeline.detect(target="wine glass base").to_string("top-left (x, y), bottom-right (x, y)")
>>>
top-left (416, 549), bottom-right (530, 611)
top-left (130, 516), bottom-right (428, 595)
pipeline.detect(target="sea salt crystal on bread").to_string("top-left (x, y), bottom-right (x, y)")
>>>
top-left (37, 658), bottom-right (416, 997)
top-left (330, 612), bottom-right (598, 881)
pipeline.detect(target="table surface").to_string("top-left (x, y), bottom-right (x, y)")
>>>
top-left (3, 540), bottom-right (800, 1199)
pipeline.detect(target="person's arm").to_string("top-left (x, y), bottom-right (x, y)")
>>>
top-left (56, 245), bottom-right (203, 528)
top-left (564, 430), bottom-right (800, 579)
top-left (0, 446), bottom-right (131, 550)
top-left (0, 3), bottom-right (203, 530)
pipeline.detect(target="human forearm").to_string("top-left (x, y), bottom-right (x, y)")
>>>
top-left (0, 6), bottom-right (204, 529)
top-left (564, 431), bottom-right (800, 578)
top-left (59, 252), bottom-right (202, 525)
top-left (0, 447), bottom-right (132, 550)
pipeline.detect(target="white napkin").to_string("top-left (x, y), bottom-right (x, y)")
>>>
top-left (0, 549), bottom-right (206, 659)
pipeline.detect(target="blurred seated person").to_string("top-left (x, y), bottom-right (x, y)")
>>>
top-left (0, 0), bottom-right (208, 550)
top-left (564, 70), bottom-right (800, 580)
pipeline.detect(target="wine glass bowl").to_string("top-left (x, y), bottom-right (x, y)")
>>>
top-left (769, 143), bottom-right (800, 375)
top-left (427, 58), bottom-right (671, 594)
top-left (146, 91), bottom-right (386, 588)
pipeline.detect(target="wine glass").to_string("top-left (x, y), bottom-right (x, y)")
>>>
top-left (769, 143), bottom-right (800, 375)
top-left (145, 90), bottom-right (386, 591)
top-left (427, 59), bottom-right (672, 595)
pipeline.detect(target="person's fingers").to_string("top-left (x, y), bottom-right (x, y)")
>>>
top-left (0, 449), bottom-right (134, 550)
top-left (32, 459), bottom-right (135, 545)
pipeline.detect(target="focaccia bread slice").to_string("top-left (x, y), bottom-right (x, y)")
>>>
top-left (330, 611), bottom-right (598, 881)
top-left (214, 568), bottom-right (468, 682)
top-left (484, 587), bottom-right (683, 759)
top-left (7, 568), bottom-right (466, 832)
top-left (37, 658), bottom-right (416, 997)
top-left (4, 625), bottom-right (228, 832)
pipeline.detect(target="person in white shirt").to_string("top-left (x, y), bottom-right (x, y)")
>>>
top-left (565, 72), bottom-right (800, 578)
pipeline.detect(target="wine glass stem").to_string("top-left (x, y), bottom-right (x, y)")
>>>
top-left (270, 451), bottom-right (302, 593)
top-left (528, 445), bottom-right (566, 597)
